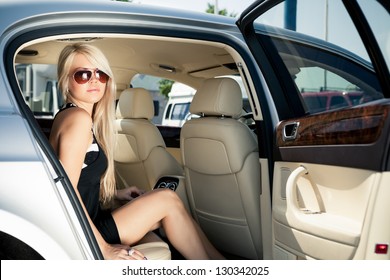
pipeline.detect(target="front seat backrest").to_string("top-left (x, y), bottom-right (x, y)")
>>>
top-left (115, 88), bottom-right (183, 192)
top-left (180, 78), bottom-right (262, 259)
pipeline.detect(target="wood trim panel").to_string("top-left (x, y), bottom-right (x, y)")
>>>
top-left (276, 102), bottom-right (390, 171)
top-left (277, 103), bottom-right (390, 147)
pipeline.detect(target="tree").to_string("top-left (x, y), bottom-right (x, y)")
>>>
top-left (206, 3), bottom-right (237, 17)
top-left (158, 79), bottom-right (174, 99)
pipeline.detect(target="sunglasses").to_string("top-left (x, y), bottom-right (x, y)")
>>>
top-left (72, 68), bottom-right (109, 84)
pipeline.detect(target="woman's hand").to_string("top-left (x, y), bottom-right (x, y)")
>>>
top-left (115, 186), bottom-right (145, 202)
top-left (102, 243), bottom-right (147, 260)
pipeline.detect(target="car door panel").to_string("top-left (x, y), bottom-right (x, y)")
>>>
top-left (273, 103), bottom-right (390, 259)
top-left (273, 161), bottom-right (380, 259)
top-left (236, 0), bottom-right (390, 260)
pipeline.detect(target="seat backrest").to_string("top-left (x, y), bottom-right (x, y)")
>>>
top-left (180, 78), bottom-right (262, 259)
top-left (114, 88), bottom-right (183, 192)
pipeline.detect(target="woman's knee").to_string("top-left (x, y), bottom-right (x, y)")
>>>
top-left (155, 189), bottom-right (183, 208)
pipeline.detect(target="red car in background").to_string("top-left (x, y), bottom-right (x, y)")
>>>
top-left (302, 90), bottom-right (364, 113)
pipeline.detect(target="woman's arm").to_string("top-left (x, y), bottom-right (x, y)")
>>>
top-left (115, 186), bottom-right (146, 201)
top-left (52, 108), bottom-right (144, 260)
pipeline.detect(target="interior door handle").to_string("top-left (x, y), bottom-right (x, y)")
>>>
top-left (283, 121), bottom-right (299, 141)
top-left (286, 165), bottom-right (308, 215)
top-left (284, 165), bottom-right (361, 247)
top-left (286, 165), bottom-right (324, 214)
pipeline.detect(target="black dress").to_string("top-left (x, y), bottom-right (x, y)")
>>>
top-left (56, 103), bottom-right (121, 244)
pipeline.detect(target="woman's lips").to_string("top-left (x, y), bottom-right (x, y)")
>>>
top-left (87, 88), bottom-right (100, 93)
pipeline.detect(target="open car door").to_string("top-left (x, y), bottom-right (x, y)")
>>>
top-left (238, 0), bottom-right (390, 259)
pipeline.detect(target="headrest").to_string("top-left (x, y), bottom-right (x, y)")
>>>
top-left (116, 88), bottom-right (154, 120)
top-left (190, 78), bottom-right (243, 118)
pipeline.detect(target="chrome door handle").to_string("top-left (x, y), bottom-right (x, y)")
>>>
top-left (283, 121), bottom-right (299, 141)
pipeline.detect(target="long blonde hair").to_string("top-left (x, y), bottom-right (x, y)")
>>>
top-left (57, 43), bottom-right (116, 206)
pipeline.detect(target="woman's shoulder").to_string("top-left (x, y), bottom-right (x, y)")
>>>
top-left (50, 106), bottom-right (92, 151)
top-left (53, 105), bottom-right (92, 135)
top-left (59, 104), bottom-right (91, 122)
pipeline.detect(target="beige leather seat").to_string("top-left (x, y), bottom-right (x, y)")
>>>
top-left (180, 78), bottom-right (262, 259)
top-left (114, 88), bottom-right (185, 259)
top-left (114, 88), bottom-right (184, 192)
top-left (133, 242), bottom-right (171, 260)
top-left (133, 232), bottom-right (171, 260)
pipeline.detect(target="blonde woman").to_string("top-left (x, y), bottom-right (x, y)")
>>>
top-left (49, 43), bottom-right (223, 260)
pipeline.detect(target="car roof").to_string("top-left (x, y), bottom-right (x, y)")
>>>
top-left (0, 0), bottom-right (238, 31)
top-left (2, 0), bottom-right (245, 91)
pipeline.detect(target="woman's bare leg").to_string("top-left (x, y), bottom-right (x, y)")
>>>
top-left (112, 188), bottom-right (211, 259)
top-left (136, 231), bottom-right (163, 244)
top-left (192, 220), bottom-right (225, 259)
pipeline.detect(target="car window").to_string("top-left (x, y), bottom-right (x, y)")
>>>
top-left (171, 103), bottom-right (190, 121)
top-left (16, 63), bottom-right (61, 118)
top-left (255, 0), bottom-right (385, 114)
top-left (255, 0), bottom-right (370, 59)
top-left (358, 0), bottom-right (390, 70)
top-left (130, 74), bottom-right (169, 125)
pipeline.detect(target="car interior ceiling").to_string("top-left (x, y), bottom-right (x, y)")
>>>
top-left (15, 35), bottom-right (240, 90)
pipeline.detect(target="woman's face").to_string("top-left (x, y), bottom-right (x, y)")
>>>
top-left (67, 53), bottom-right (108, 106)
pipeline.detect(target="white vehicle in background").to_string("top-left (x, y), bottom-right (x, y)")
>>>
top-left (162, 76), bottom-right (250, 127)
top-left (162, 82), bottom-right (196, 127)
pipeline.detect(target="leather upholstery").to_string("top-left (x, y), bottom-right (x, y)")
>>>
top-left (114, 88), bottom-right (184, 192)
top-left (181, 78), bottom-right (263, 259)
top-left (190, 78), bottom-right (243, 118)
top-left (116, 88), bottom-right (154, 120)
top-left (133, 242), bottom-right (171, 260)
